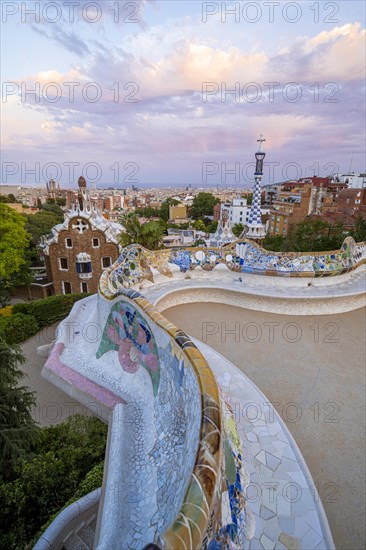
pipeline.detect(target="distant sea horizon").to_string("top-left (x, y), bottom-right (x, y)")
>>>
top-left (1, 182), bottom-right (256, 190)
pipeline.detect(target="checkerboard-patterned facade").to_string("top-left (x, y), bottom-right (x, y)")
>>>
top-left (248, 174), bottom-right (264, 226)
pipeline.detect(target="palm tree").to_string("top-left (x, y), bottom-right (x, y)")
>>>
top-left (119, 212), bottom-right (164, 250)
top-left (119, 212), bottom-right (142, 247)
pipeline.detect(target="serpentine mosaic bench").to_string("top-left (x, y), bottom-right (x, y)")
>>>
top-left (101, 238), bottom-right (366, 293)
top-left (41, 286), bottom-right (254, 548)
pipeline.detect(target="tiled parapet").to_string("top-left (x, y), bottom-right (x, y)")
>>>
top-left (100, 237), bottom-right (366, 294)
top-left (96, 284), bottom-right (251, 548)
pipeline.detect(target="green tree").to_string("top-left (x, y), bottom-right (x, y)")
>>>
top-left (119, 212), bottom-right (164, 250)
top-left (263, 219), bottom-right (347, 253)
top-left (0, 204), bottom-right (30, 285)
top-left (292, 219), bottom-right (345, 252)
top-left (352, 216), bottom-right (366, 242)
top-left (193, 239), bottom-right (207, 247)
top-left (190, 193), bottom-right (220, 219)
top-left (193, 219), bottom-right (207, 232)
top-left (206, 220), bottom-right (218, 233)
top-left (263, 235), bottom-right (287, 251)
top-left (24, 210), bottom-right (62, 247)
top-left (0, 289), bottom-right (11, 309)
top-left (0, 194), bottom-right (17, 204)
top-left (0, 415), bottom-right (107, 549)
top-left (135, 206), bottom-right (160, 218)
top-left (40, 203), bottom-right (64, 219)
top-left (0, 338), bottom-right (39, 479)
top-left (55, 197), bottom-right (66, 207)
top-left (232, 223), bottom-right (244, 237)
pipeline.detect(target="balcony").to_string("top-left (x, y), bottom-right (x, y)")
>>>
top-left (79, 272), bottom-right (92, 280)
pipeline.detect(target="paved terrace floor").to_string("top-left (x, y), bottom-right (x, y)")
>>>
top-left (143, 266), bottom-right (366, 310)
top-left (198, 339), bottom-right (334, 550)
top-left (163, 302), bottom-right (365, 550)
top-left (20, 325), bottom-right (88, 427)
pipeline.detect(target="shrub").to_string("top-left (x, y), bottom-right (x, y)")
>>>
top-left (13, 293), bottom-right (91, 329)
top-left (0, 306), bottom-right (13, 317)
top-left (0, 415), bottom-right (107, 549)
top-left (0, 313), bottom-right (39, 345)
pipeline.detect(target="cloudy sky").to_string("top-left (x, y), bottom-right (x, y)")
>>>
top-left (1, 0), bottom-right (365, 187)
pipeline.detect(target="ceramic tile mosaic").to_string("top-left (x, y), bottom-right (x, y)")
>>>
top-left (100, 237), bottom-right (366, 294)
top-left (43, 278), bottom-right (255, 548)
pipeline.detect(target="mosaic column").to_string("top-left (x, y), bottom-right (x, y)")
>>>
top-left (245, 135), bottom-right (267, 241)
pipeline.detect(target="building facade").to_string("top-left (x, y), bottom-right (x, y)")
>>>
top-left (42, 177), bottom-right (123, 295)
top-left (168, 204), bottom-right (189, 224)
top-left (221, 197), bottom-right (250, 226)
top-left (268, 177), bottom-right (350, 237)
top-left (335, 172), bottom-right (366, 189)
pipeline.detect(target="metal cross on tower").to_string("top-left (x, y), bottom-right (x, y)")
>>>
top-left (257, 134), bottom-right (266, 151)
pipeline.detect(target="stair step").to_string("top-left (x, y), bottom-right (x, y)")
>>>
top-left (64, 532), bottom-right (90, 550)
top-left (78, 524), bottom-right (95, 548)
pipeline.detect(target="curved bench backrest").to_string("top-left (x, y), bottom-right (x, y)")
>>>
top-left (104, 238), bottom-right (366, 292)
top-left (97, 281), bottom-right (223, 548)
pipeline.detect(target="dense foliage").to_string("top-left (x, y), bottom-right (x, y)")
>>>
top-left (0, 415), bottom-right (107, 549)
top-left (119, 212), bottom-right (165, 250)
top-left (24, 210), bottom-right (59, 246)
top-left (134, 198), bottom-right (180, 222)
top-left (0, 194), bottom-right (17, 203)
top-left (0, 294), bottom-right (91, 345)
top-left (12, 293), bottom-right (91, 331)
top-left (0, 204), bottom-right (30, 284)
top-left (352, 216), bottom-right (366, 242)
top-left (0, 313), bottom-right (39, 345)
top-left (190, 192), bottom-right (220, 219)
top-left (0, 294), bottom-right (106, 549)
top-left (0, 338), bottom-right (39, 479)
top-left (263, 219), bottom-right (348, 252)
top-left (232, 223), bottom-right (244, 237)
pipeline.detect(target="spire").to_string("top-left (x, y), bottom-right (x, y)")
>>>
top-left (241, 135), bottom-right (267, 241)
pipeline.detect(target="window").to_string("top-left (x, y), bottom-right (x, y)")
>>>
top-left (59, 257), bottom-right (68, 270)
top-left (81, 282), bottom-right (88, 293)
top-left (65, 238), bottom-right (73, 248)
top-left (76, 253), bottom-right (92, 275)
top-left (92, 238), bottom-right (100, 247)
top-left (77, 261), bottom-right (92, 274)
top-left (102, 257), bottom-right (112, 269)
top-left (63, 282), bottom-right (72, 294)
